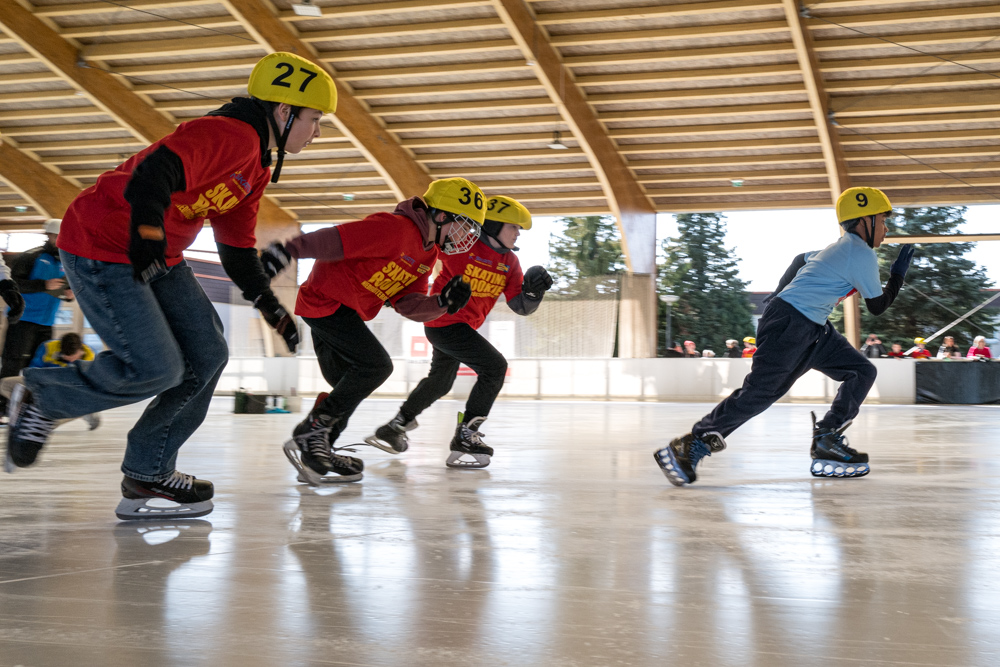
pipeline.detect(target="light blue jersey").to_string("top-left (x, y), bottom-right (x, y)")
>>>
top-left (777, 233), bottom-right (882, 325)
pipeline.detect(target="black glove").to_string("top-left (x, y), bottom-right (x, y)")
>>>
top-left (437, 275), bottom-right (471, 314)
top-left (522, 265), bottom-right (552, 299)
top-left (890, 244), bottom-right (914, 279)
top-left (0, 279), bottom-right (24, 324)
top-left (260, 242), bottom-right (293, 280)
top-left (253, 291), bottom-right (299, 353)
top-left (129, 224), bottom-right (167, 283)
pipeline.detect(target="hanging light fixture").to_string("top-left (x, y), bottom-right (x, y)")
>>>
top-left (547, 130), bottom-right (568, 150)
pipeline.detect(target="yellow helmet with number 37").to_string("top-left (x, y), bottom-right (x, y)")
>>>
top-left (248, 52), bottom-right (336, 114)
top-left (485, 195), bottom-right (532, 230)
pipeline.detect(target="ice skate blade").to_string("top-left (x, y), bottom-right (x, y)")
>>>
top-left (653, 447), bottom-right (692, 487)
top-left (115, 497), bottom-right (213, 520)
top-left (810, 459), bottom-right (870, 478)
top-left (3, 448), bottom-right (15, 474)
top-left (296, 471), bottom-right (362, 485)
top-left (446, 451), bottom-right (490, 469)
top-left (362, 435), bottom-right (406, 455)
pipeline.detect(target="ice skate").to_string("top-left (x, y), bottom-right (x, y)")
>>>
top-left (654, 431), bottom-right (726, 487)
top-left (446, 414), bottom-right (493, 468)
top-left (4, 383), bottom-right (57, 473)
top-left (364, 411), bottom-right (418, 454)
top-left (810, 412), bottom-right (869, 478)
top-left (115, 471), bottom-right (214, 520)
top-left (82, 413), bottom-right (101, 431)
top-left (284, 396), bottom-right (363, 485)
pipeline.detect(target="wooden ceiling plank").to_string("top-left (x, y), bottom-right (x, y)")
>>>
top-left (354, 79), bottom-right (543, 100)
top-left (82, 34), bottom-right (258, 61)
top-left (61, 15), bottom-right (243, 39)
top-left (336, 60), bottom-right (528, 82)
top-left (0, 122), bottom-right (124, 137)
top-left (34, 1), bottom-right (211, 18)
top-left (550, 20), bottom-right (790, 47)
top-left (806, 5), bottom-right (1000, 29)
top-left (493, 0), bottom-right (657, 274)
top-left (219, 0), bottom-right (431, 200)
top-left (832, 90), bottom-right (1000, 116)
top-left (534, 1), bottom-right (779, 26)
top-left (277, 0), bottom-right (493, 21)
top-left (782, 0), bottom-right (849, 202)
top-left (298, 18), bottom-right (499, 43)
top-left (576, 63), bottom-right (801, 87)
top-left (392, 114), bottom-right (563, 132)
top-left (322, 40), bottom-right (515, 64)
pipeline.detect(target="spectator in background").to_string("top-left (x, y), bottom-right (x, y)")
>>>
top-left (741, 336), bottom-right (757, 358)
top-left (29, 332), bottom-right (100, 430)
top-left (968, 336), bottom-right (992, 360)
top-left (724, 339), bottom-right (742, 358)
top-left (663, 341), bottom-right (684, 358)
top-left (860, 333), bottom-right (886, 359)
top-left (702, 349), bottom-right (716, 358)
top-left (937, 335), bottom-right (961, 359)
top-left (0, 219), bottom-right (71, 419)
top-left (683, 340), bottom-right (700, 358)
top-left (886, 343), bottom-right (905, 358)
top-left (910, 337), bottom-right (932, 359)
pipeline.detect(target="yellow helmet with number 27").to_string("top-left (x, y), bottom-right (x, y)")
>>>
top-left (248, 52), bottom-right (337, 114)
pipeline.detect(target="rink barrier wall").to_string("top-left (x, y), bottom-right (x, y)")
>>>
top-left (219, 357), bottom-right (916, 404)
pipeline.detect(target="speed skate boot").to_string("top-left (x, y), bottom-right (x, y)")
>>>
top-left (4, 383), bottom-right (57, 473)
top-left (810, 412), bottom-right (869, 478)
top-left (284, 393), bottom-right (363, 485)
top-left (115, 471), bottom-right (214, 520)
top-left (365, 411), bottom-right (418, 454)
top-left (654, 431), bottom-right (726, 487)
top-left (446, 414), bottom-right (493, 468)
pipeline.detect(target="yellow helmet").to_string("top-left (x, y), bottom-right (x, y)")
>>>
top-left (914, 337), bottom-right (926, 345)
top-left (485, 195), bottom-right (532, 230)
top-left (836, 187), bottom-right (892, 223)
top-left (743, 337), bottom-right (756, 345)
top-left (248, 52), bottom-right (337, 114)
top-left (423, 178), bottom-right (486, 225)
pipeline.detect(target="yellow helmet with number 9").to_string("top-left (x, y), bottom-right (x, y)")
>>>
top-left (836, 187), bottom-right (892, 223)
top-left (248, 52), bottom-right (337, 114)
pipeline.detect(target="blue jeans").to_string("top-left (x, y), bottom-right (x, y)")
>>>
top-left (23, 251), bottom-right (228, 482)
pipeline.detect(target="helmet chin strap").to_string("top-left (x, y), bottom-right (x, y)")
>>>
top-left (265, 107), bottom-right (296, 183)
top-left (865, 215), bottom-right (877, 249)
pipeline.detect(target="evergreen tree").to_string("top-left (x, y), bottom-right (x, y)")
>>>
top-left (848, 206), bottom-right (994, 349)
top-left (546, 215), bottom-right (625, 296)
top-left (658, 213), bottom-right (755, 354)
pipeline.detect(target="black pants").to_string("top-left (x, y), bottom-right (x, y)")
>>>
top-left (304, 307), bottom-right (393, 439)
top-left (401, 323), bottom-right (508, 422)
top-left (693, 298), bottom-right (876, 439)
top-left (0, 320), bottom-right (52, 412)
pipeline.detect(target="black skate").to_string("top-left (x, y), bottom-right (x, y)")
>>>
top-left (446, 415), bottom-right (493, 468)
top-left (654, 431), bottom-right (726, 487)
top-left (284, 399), bottom-right (363, 485)
top-left (364, 411), bottom-right (417, 454)
top-left (810, 411), bottom-right (869, 478)
top-left (4, 384), bottom-right (57, 473)
top-left (115, 471), bottom-right (214, 520)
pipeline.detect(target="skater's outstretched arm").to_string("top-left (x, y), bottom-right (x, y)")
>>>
top-left (507, 265), bottom-right (551, 315)
top-left (863, 245), bottom-right (913, 315)
top-left (394, 275), bottom-right (471, 322)
top-left (281, 227), bottom-right (345, 262)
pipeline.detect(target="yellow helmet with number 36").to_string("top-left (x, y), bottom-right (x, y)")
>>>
top-left (836, 187), bottom-right (892, 223)
top-left (248, 52), bottom-right (337, 114)
top-left (422, 178), bottom-right (486, 225)
top-left (485, 195), bottom-right (532, 230)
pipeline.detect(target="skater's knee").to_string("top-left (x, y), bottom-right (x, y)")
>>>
top-left (476, 352), bottom-right (507, 383)
top-left (371, 353), bottom-right (393, 384)
top-left (125, 345), bottom-right (185, 393)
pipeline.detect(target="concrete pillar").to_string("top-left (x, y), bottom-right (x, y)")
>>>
top-left (618, 272), bottom-right (657, 358)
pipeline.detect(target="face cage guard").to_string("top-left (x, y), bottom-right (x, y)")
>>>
top-left (438, 213), bottom-right (481, 255)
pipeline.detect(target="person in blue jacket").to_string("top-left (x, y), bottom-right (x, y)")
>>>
top-left (0, 219), bottom-right (69, 419)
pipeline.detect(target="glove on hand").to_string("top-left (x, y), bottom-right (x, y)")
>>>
top-left (260, 242), bottom-right (293, 280)
top-left (522, 265), bottom-right (553, 299)
top-left (890, 244), bottom-right (915, 279)
top-left (0, 279), bottom-right (24, 324)
top-left (437, 275), bottom-right (472, 315)
top-left (254, 291), bottom-right (299, 353)
top-left (129, 224), bottom-right (167, 283)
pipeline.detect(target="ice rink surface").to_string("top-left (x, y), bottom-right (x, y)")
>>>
top-left (2, 397), bottom-right (1000, 666)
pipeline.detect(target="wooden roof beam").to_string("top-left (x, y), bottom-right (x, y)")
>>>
top-left (0, 138), bottom-right (81, 218)
top-left (493, 0), bottom-right (656, 275)
top-left (782, 0), bottom-right (849, 203)
top-left (219, 0), bottom-right (430, 200)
